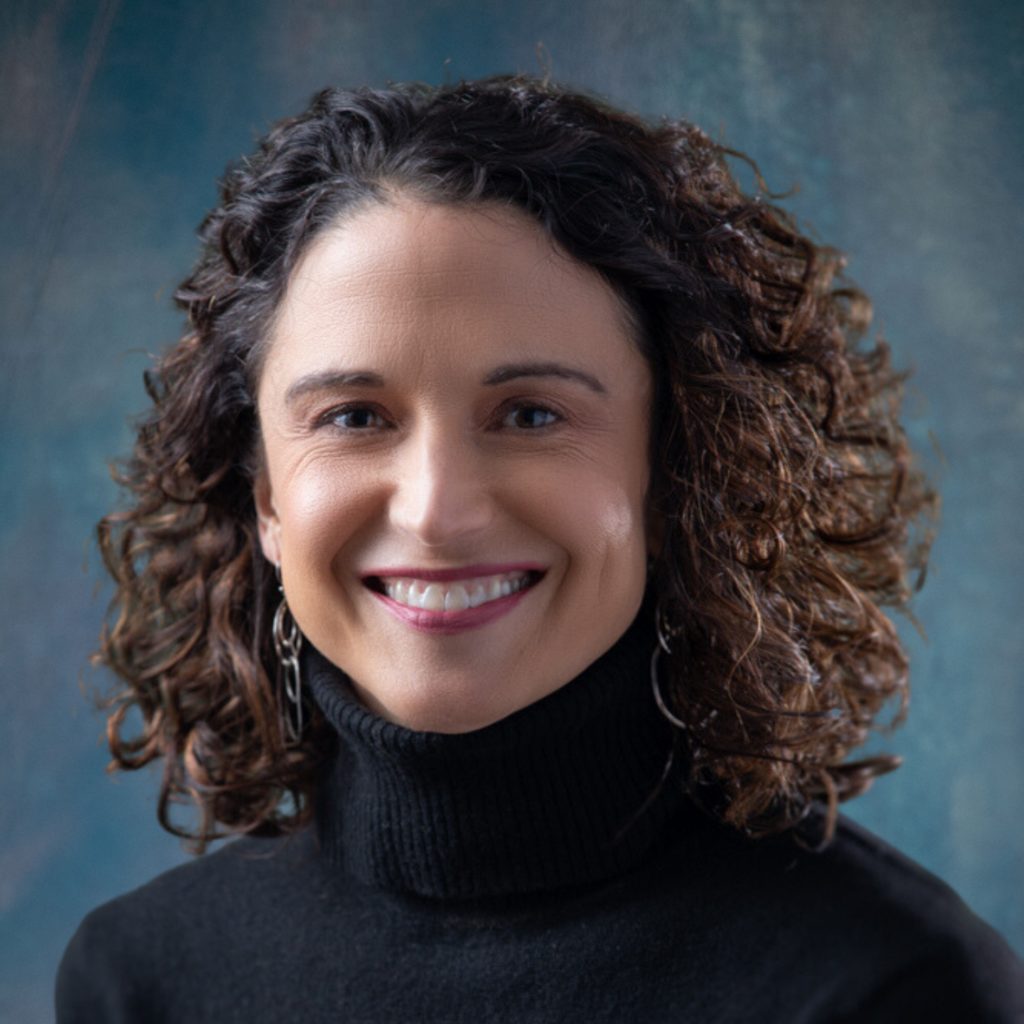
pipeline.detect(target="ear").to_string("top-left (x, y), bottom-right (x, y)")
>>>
top-left (253, 466), bottom-right (282, 568)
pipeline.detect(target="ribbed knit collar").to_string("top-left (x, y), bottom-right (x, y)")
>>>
top-left (304, 588), bottom-right (685, 899)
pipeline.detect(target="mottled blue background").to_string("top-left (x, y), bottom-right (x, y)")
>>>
top-left (2, 0), bottom-right (1021, 1018)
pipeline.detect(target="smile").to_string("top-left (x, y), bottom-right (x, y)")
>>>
top-left (363, 568), bottom-right (545, 635)
top-left (372, 571), bottom-right (536, 611)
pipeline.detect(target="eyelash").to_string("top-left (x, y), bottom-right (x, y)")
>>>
top-left (318, 400), bottom-right (564, 433)
top-left (497, 402), bottom-right (563, 431)
top-left (325, 405), bottom-right (389, 431)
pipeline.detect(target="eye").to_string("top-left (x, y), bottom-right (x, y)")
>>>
top-left (324, 404), bottom-right (389, 430)
top-left (500, 402), bottom-right (562, 430)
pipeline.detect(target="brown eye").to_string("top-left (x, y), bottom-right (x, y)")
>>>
top-left (501, 403), bottom-right (561, 430)
top-left (328, 405), bottom-right (388, 430)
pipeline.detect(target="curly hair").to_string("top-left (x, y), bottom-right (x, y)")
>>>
top-left (95, 73), bottom-right (939, 851)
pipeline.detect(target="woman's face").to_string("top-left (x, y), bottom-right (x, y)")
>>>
top-left (255, 197), bottom-right (654, 733)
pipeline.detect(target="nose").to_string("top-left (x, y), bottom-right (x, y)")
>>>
top-left (388, 425), bottom-right (496, 547)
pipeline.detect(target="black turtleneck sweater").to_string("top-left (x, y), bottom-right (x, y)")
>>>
top-left (56, 599), bottom-right (1024, 1022)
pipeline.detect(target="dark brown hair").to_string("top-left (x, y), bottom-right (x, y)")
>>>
top-left (95, 74), bottom-right (938, 850)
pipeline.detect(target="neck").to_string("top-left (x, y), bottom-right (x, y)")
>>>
top-left (305, 591), bottom-right (686, 899)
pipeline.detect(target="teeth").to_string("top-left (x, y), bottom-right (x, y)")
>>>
top-left (380, 572), bottom-right (534, 612)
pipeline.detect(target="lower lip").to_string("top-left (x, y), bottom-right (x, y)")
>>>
top-left (368, 581), bottom-right (538, 635)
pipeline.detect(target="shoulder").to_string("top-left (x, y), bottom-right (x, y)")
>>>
top-left (663, 806), bottom-right (1024, 1021)
top-left (802, 813), bottom-right (1010, 944)
top-left (55, 831), bottom-right (315, 1023)
top-left (815, 815), bottom-right (1024, 1020)
top-left (63, 828), bottom-right (314, 938)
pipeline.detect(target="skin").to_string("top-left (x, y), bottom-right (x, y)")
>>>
top-left (254, 196), bottom-right (655, 733)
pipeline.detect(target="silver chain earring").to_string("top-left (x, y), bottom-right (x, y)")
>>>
top-left (272, 563), bottom-right (305, 744)
top-left (651, 599), bottom-right (687, 730)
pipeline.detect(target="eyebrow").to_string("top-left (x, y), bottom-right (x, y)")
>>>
top-left (482, 362), bottom-right (607, 395)
top-left (284, 361), bottom-right (608, 406)
top-left (285, 370), bottom-right (385, 406)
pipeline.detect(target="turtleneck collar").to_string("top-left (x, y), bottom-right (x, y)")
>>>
top-left (304, 588), bottom-right (685, 900)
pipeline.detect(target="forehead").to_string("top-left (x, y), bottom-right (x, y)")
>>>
top-left (261, 197), bottom-right (647, 391)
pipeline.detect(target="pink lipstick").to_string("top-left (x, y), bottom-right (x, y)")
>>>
top-left (365, 568), bottom-right (544, 635)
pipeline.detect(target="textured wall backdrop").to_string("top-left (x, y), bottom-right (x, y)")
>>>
top-left (1, 0), bottom-right (1021, 1019)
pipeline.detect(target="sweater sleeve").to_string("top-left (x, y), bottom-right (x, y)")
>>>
top-left (833, 924), bottom-right (1024, 1023)
top-left (814, 817), bottom-right (1024, 1023)
top-left (55, 904), bottom-right (155, 1024)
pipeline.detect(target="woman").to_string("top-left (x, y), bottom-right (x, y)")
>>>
top-left (57, 75), bottom-right (1022, 1021)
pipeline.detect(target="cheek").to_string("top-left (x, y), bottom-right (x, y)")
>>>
top-left (522, 461), bottom-right (648, 561)
top-left (583, 484), bottom-right (648, 569)
top-left (277, 462), bottom-right (374, 562)
top-left (591, 493), bottom-right (643, 548)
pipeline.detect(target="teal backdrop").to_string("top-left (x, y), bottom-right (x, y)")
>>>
top-left (2, 1), bottom-right (1021, 1018)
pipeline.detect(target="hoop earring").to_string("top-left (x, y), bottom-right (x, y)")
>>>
top-left (651, 599), bottom-right (687, 731)
top-left (272, 563), bottom-right (305, 744)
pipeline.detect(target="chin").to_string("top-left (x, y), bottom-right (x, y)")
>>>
top-left (367, 680), bottom-right (527, 734)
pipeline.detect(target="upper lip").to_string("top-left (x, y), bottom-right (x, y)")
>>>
top-left (361, 563), bottom-right (546, 583)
